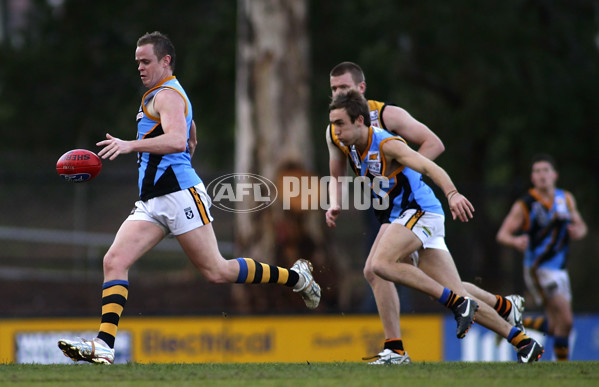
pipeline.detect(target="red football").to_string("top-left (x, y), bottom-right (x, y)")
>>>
top-left (56, 149), bottom-right (102, 183)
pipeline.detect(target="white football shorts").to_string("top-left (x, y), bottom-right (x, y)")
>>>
top-left (127, 183), bottom-right (214, 236)
top-left (392, 209), bottom-right (449, 266)
top-left (524, 266), bottom-right (572, 306)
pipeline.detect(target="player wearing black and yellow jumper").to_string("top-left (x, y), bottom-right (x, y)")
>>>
top-left (497, 154), bottom-right (587, 360)
top-left (58, 31), bottom-right (321, 365)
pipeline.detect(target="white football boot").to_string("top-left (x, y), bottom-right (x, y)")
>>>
top-left (291, 259), bottom-right (321, 310)
top-left (58, 337), bottom-right (114, 364)
top-left (505, 294), bottom-right (525, 331)
top-left (366, 349), bottom-right (412, 365)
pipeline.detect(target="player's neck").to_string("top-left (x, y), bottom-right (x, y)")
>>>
top-left (354, 127), bottom-right (369, 153)
top-left (534, 186), bottom-right (555, 201)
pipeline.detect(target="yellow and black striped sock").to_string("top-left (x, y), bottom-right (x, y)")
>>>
top-left (235, 258), bottom-right (299, 287)
top-left (96, 280), bottom-right (128, 349)
top-left (493, 295), bottom-right (512, 319)
top-left (438, 288), bottom-right (464, 309)
top-left (384, 338), bottom-right (406, 355)
top-left (508, 327), bottom-right (532, 349)
top-left (523, 316), bottom-right (549, 334)
top-left (554, 336), bottom-right (569, 361)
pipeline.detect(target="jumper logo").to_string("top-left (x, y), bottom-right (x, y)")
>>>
top-left (206, 173), bottom-right (278, 213)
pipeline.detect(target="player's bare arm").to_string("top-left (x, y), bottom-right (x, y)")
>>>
top-left (325, 126), bottom-right (347, 228)
top-left (566, 192), bottom-right (587, 240)
top-left (496, 202), bottom-right (529, 252)
top-left (97, 89), bottom-right (188, 160)
top-left (382, 105), bottom-right (445, 160)
top-left (382, 139), bottom-right (474, 222)
top-left (189, 120), bottom-right (198, 157)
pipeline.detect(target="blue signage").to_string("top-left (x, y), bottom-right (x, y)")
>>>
top-left (443, 314), bottom-right (599, 361)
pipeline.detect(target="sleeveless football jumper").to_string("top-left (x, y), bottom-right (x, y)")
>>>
top-left (519, 188), bottom-right (573, 270)
top-left (136, 76), bottom-right (201, 201)
top-left (329, 125), bottom-right (443, 224)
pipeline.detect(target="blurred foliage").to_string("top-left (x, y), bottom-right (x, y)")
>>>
top-left (311, 0), bottom-right (599, 203)
top-left (0, 0), bottom-right (597, 309)
top-left (0, 0), bottom-right (237, 168)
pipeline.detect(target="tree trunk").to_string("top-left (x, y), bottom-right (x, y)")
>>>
top-left (234, 0), bottom-right (332, 312)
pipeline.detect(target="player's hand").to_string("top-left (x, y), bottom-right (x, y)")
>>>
top-left (97, 133), bottom-right (133, 160)
top-left (512, 234), bottom-right (529, 252)
top-left (567, 223), bottom-right (585, 240)
top-left (448, 192), bottom-right (475, 222)
top-left (326, 205), bottom-right (341, 228)
top-left (188, 138), bottom-right (197, 158)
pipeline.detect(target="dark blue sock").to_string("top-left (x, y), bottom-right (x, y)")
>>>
top-left (438, 288), bottom-right (451, 305)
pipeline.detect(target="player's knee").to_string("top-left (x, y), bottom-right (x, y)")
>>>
top-left (197, 261), bottom-right (231, 284)
top-left (372, 265), bottom-right (384, 279)
top-left (370, 260), bottom-right (392, 280)
top-left (560, 316), bottom-right (574, 333)
top-left (363, 265), bottom-right (377, 284)
top-left (102, 251), bottom-right (127, 275)
top-left (202, 269), bottom-right (228, 284)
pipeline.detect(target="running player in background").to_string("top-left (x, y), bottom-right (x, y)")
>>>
top-left (326, 89), bottom-right (543, 363)
top-left (496, 154), bottom-right (587, 360)
top-left (329, 62), bottom-right (525, 363)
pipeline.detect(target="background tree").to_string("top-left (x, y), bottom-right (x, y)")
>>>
top-left (233, 0), bottom-right (337, 312)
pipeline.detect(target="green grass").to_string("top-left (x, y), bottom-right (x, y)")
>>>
top-left (1, 362), bottom-right (598, 386)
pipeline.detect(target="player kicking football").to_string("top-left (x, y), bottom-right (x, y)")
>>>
top-left (57, 31), bottom-right (320, 364)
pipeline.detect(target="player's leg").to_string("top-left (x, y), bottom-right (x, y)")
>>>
top-left (177, 217), bottom-right (320, 311)
top-left (363, 224), bottom-right (409, 364)
top-left (99, 218), bottom-right (165, 345)
top-left (170, 183), bottom-right (320, 309)
top-left (542, 269), bottom-right (573, 361)
top-left (522, 315), bottom-right (549, 333)
top-left (420, 248), bottom-right (543, 362)
top-left (463, 282), bottom-right (496, 306)
top-left (546, 294), bottom-right (573, 361)
top-left (463, 282), bottom-right (525, 330)
top-left (523, 267), bottom-right (572, 360)
top-left (103, 220), bottom-right (166, 281)
top-left (370, 223), bottom-right (477, 339)
top-left (370, 224), bottom-right (441, 296)
top-left (419, 249), bottom-right (511, 336)
top-left (522, 266), bottom-right (551, 333)
top-left (58, 218), bottom-right (165, 364)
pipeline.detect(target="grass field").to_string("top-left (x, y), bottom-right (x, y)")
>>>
top-left (1, 362), bottom-right (598, 386)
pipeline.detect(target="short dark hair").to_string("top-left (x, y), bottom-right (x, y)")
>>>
top-left (137, 31), bottom-right (176, 71)
top-left (329, 89), bottom-right (371, 126)
top-left (531, 153), bottom-right (557, 171)
top-left (330, 61), bottom-right (365, 84)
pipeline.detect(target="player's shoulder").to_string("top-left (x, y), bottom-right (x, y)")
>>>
top-left (372, 125), bottom-right (401, 139)
top-left (367, 99), bottom-right (386, 109)
top-left (555, 187), bottom-right (571, 196)
top-left (152, 86), bottom-right (187, 111)
top-left (518, 189), bottom-right (538, 210)
top-left (557, 188), bottom-right (576, 206)
top-left (374, 127), bottom-right (406, 152)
